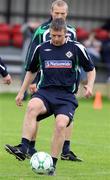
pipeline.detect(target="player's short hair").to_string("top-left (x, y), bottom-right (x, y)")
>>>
top-left (51, 0), bottom-right (68, 12)
top-left (50, 18), bottom-right (67, 32)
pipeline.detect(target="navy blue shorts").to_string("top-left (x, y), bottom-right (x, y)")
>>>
top-left (32, 87), bottom-right (78, 126)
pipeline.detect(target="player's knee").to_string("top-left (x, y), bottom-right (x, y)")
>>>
top-left (55, 115), bottom-right (69, 132)
top-left (56, 120), bottom-right (67, 133)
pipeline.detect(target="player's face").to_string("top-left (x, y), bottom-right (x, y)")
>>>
top-left (51, 5), bottom-right (68, 20)
top-left (50, 29), bottom-right (66, 46)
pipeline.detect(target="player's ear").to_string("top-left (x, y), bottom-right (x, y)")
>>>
top-left (49, 28), bottom-right (52, 37)
top-left (50, 8), bottom-right (53, 16)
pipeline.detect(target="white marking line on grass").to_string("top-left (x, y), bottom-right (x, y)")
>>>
top-left (0, 171), bottom-right (110, 177)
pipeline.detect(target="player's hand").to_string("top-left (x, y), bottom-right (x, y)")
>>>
top-left (3, 74), bottom-right (12, 85)
top-left (84, 85), bottom-right (93, 98)
top-left (15, 92), bottom-right (24, 106)
top-left (29, 83), bottom-right (37, 94)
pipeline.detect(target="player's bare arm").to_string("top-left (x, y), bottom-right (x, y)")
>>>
top-left (84, 68), bottom-right (96, 98)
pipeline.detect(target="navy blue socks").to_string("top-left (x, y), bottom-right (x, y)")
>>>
top-left (21, 138), bottom-right (30, 153)
top-left (52, 157), bottom-right (58, 167)
top-left (62, 140), bottom-right (70, 154)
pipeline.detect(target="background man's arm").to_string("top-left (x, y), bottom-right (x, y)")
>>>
top-left (16, 71), bottom-right (37, 106)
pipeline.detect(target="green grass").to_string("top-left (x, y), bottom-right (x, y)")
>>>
top-left (0, 93), bottom-right (110, 180)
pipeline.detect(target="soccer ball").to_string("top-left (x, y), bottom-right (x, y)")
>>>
top-left (30, 152), bottom-right (53, 174)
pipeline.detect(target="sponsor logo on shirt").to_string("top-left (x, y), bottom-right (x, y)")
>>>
top-left (45, 60), bottom-right (72, 68)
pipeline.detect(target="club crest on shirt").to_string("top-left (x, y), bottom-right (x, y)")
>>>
top-left (65, 51), bottom-right (73, 58)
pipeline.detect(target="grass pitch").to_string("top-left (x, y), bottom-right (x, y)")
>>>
top-left (0, 93), bottom-right (110, 180)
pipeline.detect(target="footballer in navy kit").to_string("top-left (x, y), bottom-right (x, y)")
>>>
top-left (5, 0), bottom-right (83, 164)
top-left (24, 0), bottom-right (82, 163)
top-left (5, 18), bottom-right (96, 176)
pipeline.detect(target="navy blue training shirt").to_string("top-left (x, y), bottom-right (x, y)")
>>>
top-left (26, 39), bottom-right (94, 93)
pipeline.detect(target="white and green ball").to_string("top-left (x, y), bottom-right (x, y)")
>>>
top-left (30, 152), bottom-right (53, 174)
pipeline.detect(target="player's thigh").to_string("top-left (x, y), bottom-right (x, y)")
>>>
top-left (27, 97), bottom-right (47, 115)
